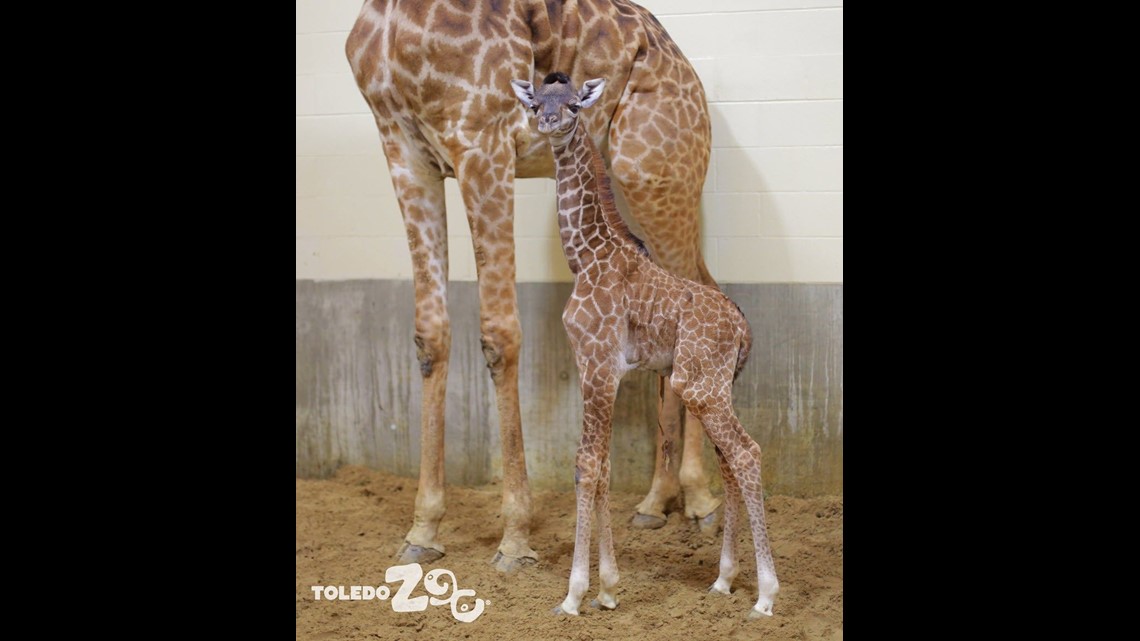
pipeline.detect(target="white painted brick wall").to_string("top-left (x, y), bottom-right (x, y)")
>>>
top-left (296, 0), bottom-right (843, 282)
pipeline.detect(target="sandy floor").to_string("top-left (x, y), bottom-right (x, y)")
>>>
top-left (296, 466), bottom-right (842, 640)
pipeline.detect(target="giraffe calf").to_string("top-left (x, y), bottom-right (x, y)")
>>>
top-left (512, 73), bottom-right (779, 618)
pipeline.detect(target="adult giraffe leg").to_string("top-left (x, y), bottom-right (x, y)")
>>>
top-left (453, 132), bottom-right (537, 572)
top-left (632, 376), bottom-right (681, 528)
top-left (681, 408), bottom-right (721, 535)
top-left (379, 132), bottom-right (451, 565)
top-left (610, 89), bottom-right (720, 530)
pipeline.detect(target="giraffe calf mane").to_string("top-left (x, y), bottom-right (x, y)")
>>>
top-left (543, 71), bottom-right (571, 85)
top-left (586, 136), bottom-right (651, 258)
top-left (730, 298), bottom-right (752, 380)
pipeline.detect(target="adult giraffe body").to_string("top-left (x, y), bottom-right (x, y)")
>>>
top-left (346, 0), bottom-right (719, 571)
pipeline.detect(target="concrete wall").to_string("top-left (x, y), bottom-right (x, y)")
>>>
top-left (297, 281), bottom-right (842, 496)
top-left (295, 0), bottom-right (843, 496)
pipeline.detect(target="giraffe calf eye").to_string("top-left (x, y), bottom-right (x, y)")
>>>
top-left (568, 104), bottom-right (580, 114)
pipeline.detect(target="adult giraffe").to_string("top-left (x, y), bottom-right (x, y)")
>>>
top-left (345, 0), bottom-right (720, 572)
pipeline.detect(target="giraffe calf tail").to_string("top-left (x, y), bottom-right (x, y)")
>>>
top-left (732, 302), bottom-right (752, 381)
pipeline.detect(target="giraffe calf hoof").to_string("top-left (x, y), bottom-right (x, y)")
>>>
top-left (631, 513), bottom-right (667, 529)
top-left (490, 550), bottom-right (538, 574)
top-left (709, 579), bottom-right (732, 595)
top-left (748, 605), bottom-right (774, 619)
top-left (590, 598), bottom-right (618, 611)
top-left (748, 595), bottom-right (775, 619)
top-left (395, 542), bottom-right (444, 565)
top-left (552, 605), bottom-right (579, 616)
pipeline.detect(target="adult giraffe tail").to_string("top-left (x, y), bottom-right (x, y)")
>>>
top-left (696, 257), bottom-right (717, 289)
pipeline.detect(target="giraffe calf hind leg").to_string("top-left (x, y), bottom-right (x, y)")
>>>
top-left (708, 445), bottom-right (741, 595)
top-left (682, 391), bottom-right (778, 618)
top-left (724, 431), bottom-right (779, 617)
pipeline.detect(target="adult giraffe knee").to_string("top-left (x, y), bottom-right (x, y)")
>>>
top-left (414, 318), bottom-right (451, 379)
top-left (479, 314), bottom-right (521, 384)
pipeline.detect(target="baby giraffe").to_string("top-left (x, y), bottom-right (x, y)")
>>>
top-left (511, 73), bottom-right (779, 618)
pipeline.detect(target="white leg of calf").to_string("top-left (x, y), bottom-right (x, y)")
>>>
top-left (559, 567), bottom-right (590, 616)
top-left (710, 545), bottom-right (739, 594)
top-left (709, 443), bottom-right (742, 596)
top-left (595, 561), bottom-right (619, 610)
top-left (750, 571), bottom-right (779, 617)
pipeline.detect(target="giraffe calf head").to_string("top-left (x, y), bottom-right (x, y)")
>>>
top-left (511, 72), bottom-right (605, 140)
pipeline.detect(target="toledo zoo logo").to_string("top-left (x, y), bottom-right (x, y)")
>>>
top-left (311, 563), bottom-right (486, 623)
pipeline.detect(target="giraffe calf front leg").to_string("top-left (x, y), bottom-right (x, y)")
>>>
top-left (591, 456), bottom-right (620, 611)
top-left (555, 369), bottom-right (619, 616)
top-left (554, 462), bottom-right (596, 616)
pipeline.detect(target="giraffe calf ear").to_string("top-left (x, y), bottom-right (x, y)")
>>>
top-left (579, 78), bottom-right (605, 108)
top-left (511, 80), bottom-right (536, 108)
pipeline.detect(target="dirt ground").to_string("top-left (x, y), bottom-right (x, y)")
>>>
top-left (296, 466), bottom-right (842, 640)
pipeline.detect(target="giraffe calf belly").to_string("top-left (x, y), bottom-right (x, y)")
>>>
top-left (621, 324), bottom-right (675, 373)
top-left (623, 348), bottom-right (672, 373)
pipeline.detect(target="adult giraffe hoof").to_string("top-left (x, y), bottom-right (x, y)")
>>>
top-left (395, 542), bottom-right (444, 565)
top-left (630, 512), bottom-right (667, 529)
top-left (590, 598), bottom-right (618, 611)
top-left (697, 506), bottom-right (722, 536)
top-left (490, 550), bottom-right (537, 573)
